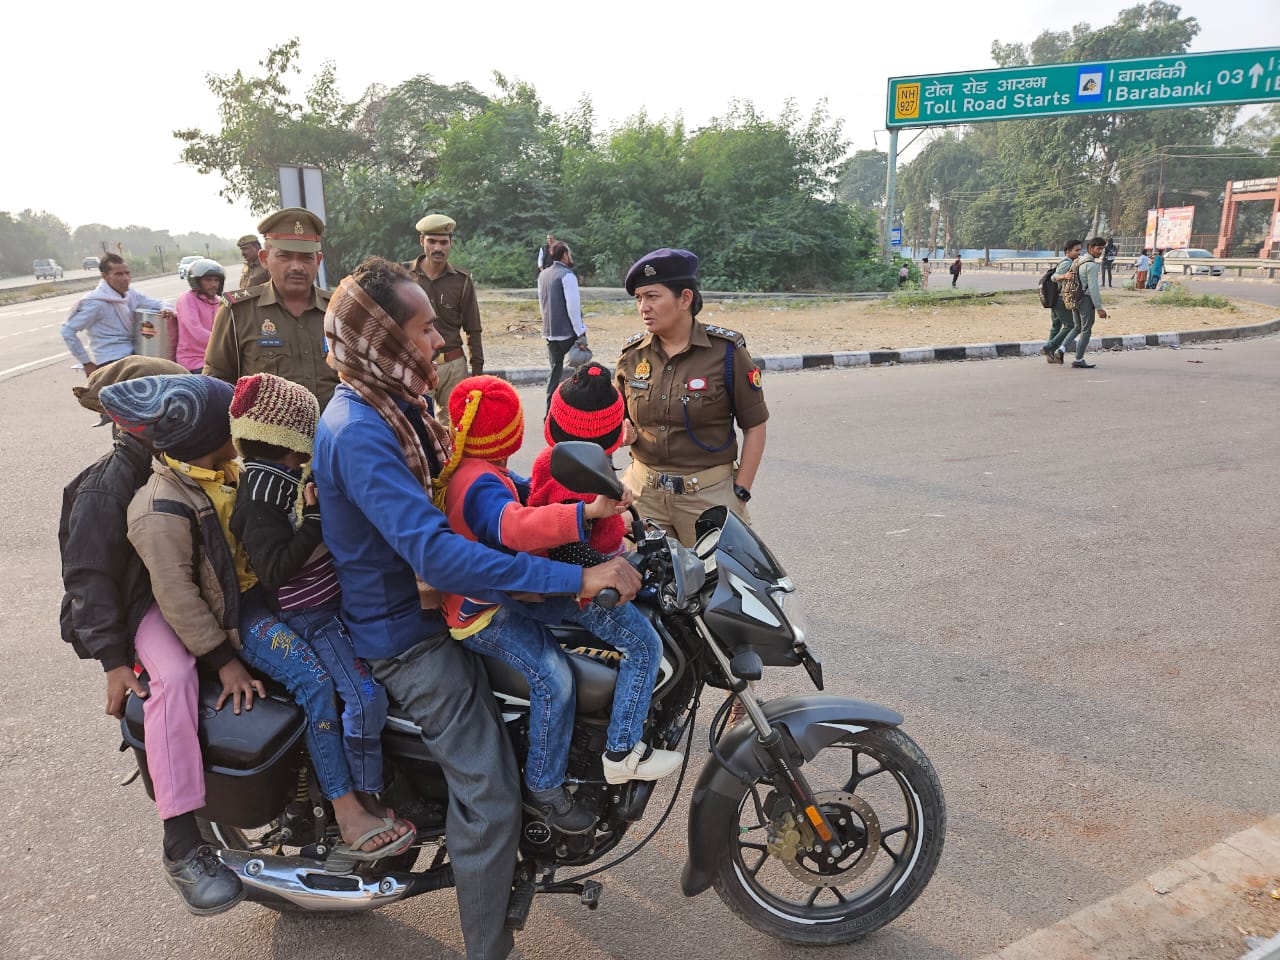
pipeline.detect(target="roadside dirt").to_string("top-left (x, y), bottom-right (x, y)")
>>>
top-left (474, 287), bottom-right (1276, 368)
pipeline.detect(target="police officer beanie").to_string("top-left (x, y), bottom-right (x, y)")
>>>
top-left (545, 363), bottom-right (625, 455)
top-left (624, 248), bottom-right (699, 296)
top-left (448, 375), bottom-right (525, 462)
top-left (98, 374), bottom-right (233, 462)
top-left (229, 373), bottom-right (320, 457)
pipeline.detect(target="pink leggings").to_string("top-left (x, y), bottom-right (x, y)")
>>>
top-left (133, 604), bottom-right (205, 819)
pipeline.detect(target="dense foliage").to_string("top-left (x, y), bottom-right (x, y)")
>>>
top-left (176, 44), bottom-right (891, 290)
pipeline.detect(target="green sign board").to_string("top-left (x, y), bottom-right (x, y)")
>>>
top-left (887, 47), bottom-right (1280, 128)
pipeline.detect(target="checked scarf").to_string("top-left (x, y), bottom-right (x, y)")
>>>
top-left (325, 275), bottom-right (451, 607)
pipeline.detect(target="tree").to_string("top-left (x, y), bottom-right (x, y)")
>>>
top-left (837, 149), bottom-right (888, 210)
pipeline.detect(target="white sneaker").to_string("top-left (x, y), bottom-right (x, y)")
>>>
top-left (602, 743), bottom-right (683, 784)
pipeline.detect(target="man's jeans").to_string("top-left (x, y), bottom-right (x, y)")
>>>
top-left (545, 337), bottom-right (577, 413)
top-left (1045, 302), bottom-right (1075, 352)
top-left (237, 590), bottom-right (353, 801)
top-left (462, 606), bottom-right (574, 792)
top-left (283, 603), bottom-right (388, 794)
top-left (565, 602), bottom-right (662, 754)
top-left (1062, 296), bottom-right (1097, 360)
top-left (369, 632), bottom-right (520, 960)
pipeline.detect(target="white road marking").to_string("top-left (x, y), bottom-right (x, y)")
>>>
top-left (0, 352), bottom-right (67, 380)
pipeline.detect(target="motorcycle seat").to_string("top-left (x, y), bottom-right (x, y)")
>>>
top-left (484, 643), bottom-right (619, 717)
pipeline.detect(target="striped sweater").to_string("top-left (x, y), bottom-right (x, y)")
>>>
top-left (229, 460), bottom-right (341, 611)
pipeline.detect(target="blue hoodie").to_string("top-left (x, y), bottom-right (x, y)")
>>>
top-left (61, 279), bottom-right (169, 366)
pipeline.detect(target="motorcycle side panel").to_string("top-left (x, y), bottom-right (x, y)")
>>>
top-left (680, 693), bottom-right (903, 897)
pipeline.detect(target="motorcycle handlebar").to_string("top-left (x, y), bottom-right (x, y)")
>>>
top-left (594, 588), bottom-right (621, 610)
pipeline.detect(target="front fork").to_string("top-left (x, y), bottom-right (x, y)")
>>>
top-left (694, 616), bottom-right (846, 862)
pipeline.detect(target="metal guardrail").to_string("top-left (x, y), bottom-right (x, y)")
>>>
top-left (991, 256), bottom-right (1279, 278)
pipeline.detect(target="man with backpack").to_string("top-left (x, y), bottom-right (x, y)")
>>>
top-left (1061, 237), bottom-right (1109, 369)
top-left (1040, 240), bottom-right (1081, 365)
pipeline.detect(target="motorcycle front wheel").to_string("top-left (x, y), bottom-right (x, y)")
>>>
top-left (711, 726), bottom-right (945, 945)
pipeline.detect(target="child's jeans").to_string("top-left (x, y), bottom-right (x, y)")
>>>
top-left (460, 606), bottom-right (574, 793)
top-left (564, 602), bottom-right (663, 755)
top-left (236, 589), bottom-right (354, 801)
top-left (281, 602), bottom-right (388, 795)
top-left (133, 604), bottom-right (204, 819)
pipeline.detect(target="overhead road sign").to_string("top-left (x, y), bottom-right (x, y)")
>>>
top-left (887, 47), bottom-right (1280, 128)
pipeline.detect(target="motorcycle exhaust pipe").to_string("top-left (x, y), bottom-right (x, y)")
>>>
top-left (219, 848), bottom-right (411, 912)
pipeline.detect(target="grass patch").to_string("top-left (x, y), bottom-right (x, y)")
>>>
top-left (1150, 283), bottom-right (1234, 310)
top-left (881, 289), bottom-right (1000, 309)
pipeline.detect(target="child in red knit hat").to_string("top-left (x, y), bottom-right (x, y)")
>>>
top-left (434, 374), bottom-right (681, 832)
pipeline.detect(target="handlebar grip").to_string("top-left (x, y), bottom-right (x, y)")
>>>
top-left (594, 588), bottom-right (621, 610)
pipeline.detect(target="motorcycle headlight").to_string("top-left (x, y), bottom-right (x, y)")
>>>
top-left (772, 587), bottom-right (809, 646)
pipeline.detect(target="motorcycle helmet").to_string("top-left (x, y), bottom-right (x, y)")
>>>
top-left (188, 258), bottom-right (226, 295)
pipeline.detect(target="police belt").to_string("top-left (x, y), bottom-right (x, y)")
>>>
top-left (638, 462), bottom-right (734, 495)
top-left (435, 348), bottom-right (465, 362)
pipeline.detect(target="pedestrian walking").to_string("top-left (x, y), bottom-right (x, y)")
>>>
top-left (920, 257), bottom-right (932, 289)
top-left (949, 255), bottom-right (962, 288)
top-left (538, 241), bottom-right (588, 414)
top-left (1041, 240), bottom-right (1081, 365)
top-left (1135, 249), bottom-right (1151, 289)
top-left (1102, 239), bottom-right (1118, 287)
top-left (1063, 237), bottom-right (1109, 369)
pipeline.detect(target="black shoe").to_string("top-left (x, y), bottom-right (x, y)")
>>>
top-left (162, 844), bottom-right (246, 915)
top-left (523, 785), bottom-right (597, 835)
top-left (1042, 346), bottom-right (1055, 363)
top-left (1054, 351), bottom-right (1066, 365)
top-left (1071, 359), bottom-right (1096, 369)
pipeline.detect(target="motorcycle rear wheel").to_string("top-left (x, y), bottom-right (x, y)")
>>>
top-left (711, 726), bottom-right (945, 945)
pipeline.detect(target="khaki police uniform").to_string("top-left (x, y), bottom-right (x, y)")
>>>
top-left (616, 321), bottom-right (768, 546)
top-left (405, 255), bottom-right (484, 424)
top-left (237, 261), bottom-right (270, 291)
top-left (203, 282), bottom-right (337, 410)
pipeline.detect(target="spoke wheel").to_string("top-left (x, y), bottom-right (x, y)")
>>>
top-left (711, 727), bottom-right (945, 945)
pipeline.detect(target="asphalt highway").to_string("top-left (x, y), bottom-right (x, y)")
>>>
top-left (1, 332), bottom-right (1276, 959)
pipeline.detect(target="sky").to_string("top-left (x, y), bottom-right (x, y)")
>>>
top-left (4, 0), bottom-right (1277, 242)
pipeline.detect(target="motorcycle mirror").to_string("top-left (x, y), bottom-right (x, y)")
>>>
top-left (549, 441), bottom-right (624, 499)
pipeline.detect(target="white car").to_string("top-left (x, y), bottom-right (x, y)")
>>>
top-left (1164, 248), bottom-right (1223, 276)
top-left (177, 255), bottom-right (202, 279)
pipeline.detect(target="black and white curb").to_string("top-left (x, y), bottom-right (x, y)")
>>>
top-left (486, 316), bottom-right (1279, 386)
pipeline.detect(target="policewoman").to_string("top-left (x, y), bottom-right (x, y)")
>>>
top-left (615, 248), bottom-right (768, 546)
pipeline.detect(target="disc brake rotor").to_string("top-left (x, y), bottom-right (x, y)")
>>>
top-left (763, 791), bottom-right (880, 884)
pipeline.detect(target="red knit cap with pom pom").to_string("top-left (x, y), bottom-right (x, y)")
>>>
top-left (545, 362), bottom-right (624, 454)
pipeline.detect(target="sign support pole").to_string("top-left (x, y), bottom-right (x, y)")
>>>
top-left (883, 128), bottom-right (899, 261)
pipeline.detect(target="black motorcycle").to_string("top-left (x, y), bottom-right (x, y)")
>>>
top-left (121, 442), bottom-right (945, 945)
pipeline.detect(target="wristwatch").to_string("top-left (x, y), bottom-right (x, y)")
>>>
top-left (733, 484), bottom-right (752, 503)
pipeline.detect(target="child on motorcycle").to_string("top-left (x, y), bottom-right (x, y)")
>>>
top-left (433, 376), bottom-right (681, 830)
top-left (227, 372), bottom-right (410, 857)
top-left (99, 375), bottom-right (415, 880)
top-left (528, 363), bottom-right (684, 783)
top-left (59, 358), bottom-right (250, 917)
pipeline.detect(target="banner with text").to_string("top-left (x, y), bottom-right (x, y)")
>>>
top-left (1144, 206), bottom-right (1196, 250)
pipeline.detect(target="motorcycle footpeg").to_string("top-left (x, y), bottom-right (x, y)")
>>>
top-left (580, 880), bottom-right (603, 909)
top-left (505, 874), bottom-right (536, 931)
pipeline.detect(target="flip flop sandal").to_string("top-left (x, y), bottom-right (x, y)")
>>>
top-left (329, 817), bottom-right (417, 865)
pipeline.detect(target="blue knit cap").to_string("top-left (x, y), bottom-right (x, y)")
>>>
top-left (99, 374), bottom-right (234, 462)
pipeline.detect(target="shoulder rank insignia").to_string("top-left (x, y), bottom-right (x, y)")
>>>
top-left (748, 366), bottom-right (763, 390)
top-left (635, 359), bottom-right (652, 380)
top-left (224, 288), bottom-right (259, 305)
top-left (704, 324), bottom-right (747, 348)
top-left (621, 330), bottom-right (647, 350)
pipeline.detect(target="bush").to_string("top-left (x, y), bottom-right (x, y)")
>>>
top-left (452, 237), bottom-right (536, 288)
top-left (1150, 283), bottom-right (1234, 310)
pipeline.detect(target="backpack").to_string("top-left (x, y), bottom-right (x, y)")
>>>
top-left (1059, 261), bottom-right (1084, 310)
top-left (1037, 266), bottom-right (1060, 309)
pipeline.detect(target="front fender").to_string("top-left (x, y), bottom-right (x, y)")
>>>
top-left (680, 693), bottom-right (902, 897)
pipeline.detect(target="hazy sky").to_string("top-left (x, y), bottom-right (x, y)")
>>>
top-left (4, 0), bottom-right (1276, 241)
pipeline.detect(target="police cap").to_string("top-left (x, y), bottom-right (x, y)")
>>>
top-left (624, 248), bottom-right (699, 295)
top-left (236, 234), bottom-right (260, 248)
top-left (257, 208), bottom-right (324, 253)
top-left (416, 213), bottom-right (457, 236)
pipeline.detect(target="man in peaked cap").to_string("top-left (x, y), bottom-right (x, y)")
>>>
top-left (235, 234), bottom-right (269, 291)
top-left (203, 208), bottom-right (339, 410)
top-left (404, 213), bottom-right (484, 427)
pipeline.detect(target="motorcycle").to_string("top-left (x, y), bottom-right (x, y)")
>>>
top-left (120, 441), bottom-right (945, 945)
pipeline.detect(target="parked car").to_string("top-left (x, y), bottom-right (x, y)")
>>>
top-left (82, 256), bottom-right (100, 271)
top-left (33, 259), bottom-right (64, 280)
top-left (1164, 248), bottom-right (1224, 276)
top-left (177, 255), bottom-right (202, 279)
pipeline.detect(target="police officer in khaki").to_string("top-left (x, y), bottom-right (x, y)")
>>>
top-left (404, 213), bottom-right (484, 426)
top-left (616, 248), bottom-right (768, 547)
top-left (203, 208), bottom-right (338, 409)
top-left (235, 234), bottom-right (269, 291)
